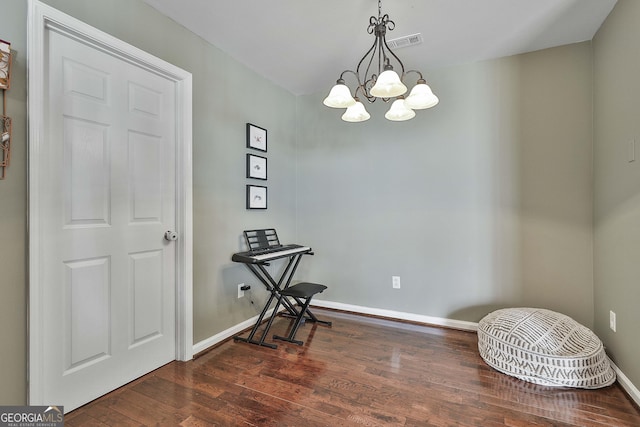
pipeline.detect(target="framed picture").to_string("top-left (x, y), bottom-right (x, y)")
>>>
top-left (246, 153), bottom-right (267, 180)
top-left (246, 123), bottom-right (267, 152)
top-left (246, 185), bottom-right (267, 209)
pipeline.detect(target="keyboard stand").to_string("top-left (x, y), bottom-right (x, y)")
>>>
top-left (233, 251), bottom-right (307, 349)
top-left (232, 229), bottom-right (331, 349)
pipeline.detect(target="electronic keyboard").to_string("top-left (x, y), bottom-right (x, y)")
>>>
top-left (232, 244), bottom-right (312, 264)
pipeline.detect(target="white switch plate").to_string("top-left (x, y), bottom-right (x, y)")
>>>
top-left (238, 283), bottom-right (245, 298)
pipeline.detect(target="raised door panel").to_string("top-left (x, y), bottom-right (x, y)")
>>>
top-left (64, 257), bottom-right (111, 373)
top-left (63, 117), bottom-right (111, 227)
top-left (130, 250), bottom-right (163, 346)
top-left (129, 131), bottom-right (163, 223)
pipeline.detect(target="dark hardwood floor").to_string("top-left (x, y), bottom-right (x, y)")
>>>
top-left (66, 308), bottom-right (640, 426)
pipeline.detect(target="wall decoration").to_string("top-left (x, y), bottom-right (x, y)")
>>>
top-left (1, 39), bottom-right (12, 180)
top-left (246, 153), bottom-right (267, 180)
top-left (246, 123), bottom-right (267, 152)
top-left (0, 115), bottom-right (11, 180)
top-left (0, 39), bottom-right (11, 89)
top-left (246, 185), bottom-right (267, 209)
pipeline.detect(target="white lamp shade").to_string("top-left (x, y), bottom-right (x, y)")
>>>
top-left (323, 83), bottom-right (356, 108)
top-left (405, 83), bottom-right (439, 109)
top-left (370, 69), bottom-right (407, 98)
top-left (385, 98), bottom-right (416, 121)
top-left (341, 101), bottom-right (371, 122)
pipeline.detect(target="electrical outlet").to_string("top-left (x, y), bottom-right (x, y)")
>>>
top-left (238, 283), bottom-right (245, 299)
top-left (610, 310), bottom-right (616, 332)
top-left (392, 276), bottom-right (401, 289)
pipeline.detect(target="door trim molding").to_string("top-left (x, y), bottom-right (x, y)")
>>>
top-left (27, 0), bottom-right (193, 405)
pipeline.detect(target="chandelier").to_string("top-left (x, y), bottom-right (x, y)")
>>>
top-left (323, 0), bottom-right (439, 122)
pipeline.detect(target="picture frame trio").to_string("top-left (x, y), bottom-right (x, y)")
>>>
top-left (246, 123), bottom-right (268, 209)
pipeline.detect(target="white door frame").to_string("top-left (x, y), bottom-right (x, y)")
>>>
top-left (27, 0), bottom-right (193, 405)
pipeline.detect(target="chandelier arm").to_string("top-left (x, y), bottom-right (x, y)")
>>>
top-left (368, 42), bottom-right (380, 83)
top-left (356, 31), bottom-right (379, 79)
top-left (382, 37), bottom-right (405, 77)
top-left (355, 37), bottom-right (381, 102)
top-left (354, 84), bottom-right (367, 100)
top-left (338, 69), bottom-right (359, 82)
top-left (363, 50), bottom-right (380, 103)
top-left (336, 70), bottom-right (375, 103)
top-left (403, 69), bottom-right (424, 81)
top-left (378, 32), bottom-right (386, 75)
top-left (361, 85), bottom-right (377, 103)
top-left (349, 80), bottom-right (376, 103)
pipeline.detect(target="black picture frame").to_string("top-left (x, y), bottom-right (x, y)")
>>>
top-left (246, 185), bottom-right (267, 209)
top-left (246, 153), bottom-right (267, 180)
top-left (246, 123), bottom-right (267, 152)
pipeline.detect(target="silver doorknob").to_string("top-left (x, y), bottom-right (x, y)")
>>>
top-left (164, 231), bottom-right (178, 241)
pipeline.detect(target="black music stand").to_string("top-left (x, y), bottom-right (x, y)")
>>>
top-left (231, 229), bottom-right (331, 348)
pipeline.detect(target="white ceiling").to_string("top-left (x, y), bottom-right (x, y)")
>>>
top-left (143, 0), bottom-right (617, 96)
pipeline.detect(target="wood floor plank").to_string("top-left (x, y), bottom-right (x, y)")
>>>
top-left (67, 308), bottom-right (640, 426)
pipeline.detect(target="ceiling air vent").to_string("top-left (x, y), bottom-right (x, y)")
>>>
top-left (386, 33), bottom-right (423, 50)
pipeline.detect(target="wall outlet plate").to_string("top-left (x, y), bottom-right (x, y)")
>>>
top-left (238, 283), bottom-right (245, 298)
top-left (392, 276), bottom-right (401, 289)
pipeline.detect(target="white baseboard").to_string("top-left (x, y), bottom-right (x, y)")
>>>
top-left (310, 299), bottom-right (478, 332)
top-left (192, 300), bottom-right (477, 355)
top-left (192, 308), bottom-right (277, 355)
top-left (609, 359), bottom-right (640, 407)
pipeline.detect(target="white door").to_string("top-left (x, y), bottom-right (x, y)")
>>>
top-left (28, 1), bottom-right (192, 412)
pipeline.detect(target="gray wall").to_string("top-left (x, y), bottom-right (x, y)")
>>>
top-left (593, 0), bottom-right (640, 388)
top-left (296, 42), bottom-right (594, 326)
top-left (0, 0), bottom-right (297, 404)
